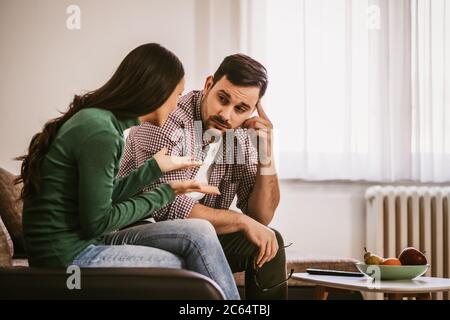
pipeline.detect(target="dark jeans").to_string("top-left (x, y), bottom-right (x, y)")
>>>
top-left (219, 229), bottom-right (287, 300)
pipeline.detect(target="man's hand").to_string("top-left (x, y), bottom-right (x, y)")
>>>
top-left (242, 102), bottom-right (273, 167)
top-left (188, 204), bottom-right (279, 267)
top-left (241, 214), bottom-right (279, 268)
top-left (242, 101), bottom-right (273, 141)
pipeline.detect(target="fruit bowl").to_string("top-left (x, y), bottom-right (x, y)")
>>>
top-left (355, 262), bottom-right (429, 280)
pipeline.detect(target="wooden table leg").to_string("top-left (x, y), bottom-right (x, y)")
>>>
top-left (416, 293), bottom-right (431, 300)
top-left (387, 292), bottom-right (432, 300)
top-left (387, 293), bottom-right (403, 300)
top-left (314, 286), bottom-right (329, 300)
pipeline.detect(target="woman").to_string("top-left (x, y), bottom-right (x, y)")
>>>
top-left (16, 43), bottom-right (240, 300)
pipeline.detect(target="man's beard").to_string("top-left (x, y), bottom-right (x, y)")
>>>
top-left (201, 90), bottom-right (232, 132)
top-left (208, 115), bottom-right (231, 131)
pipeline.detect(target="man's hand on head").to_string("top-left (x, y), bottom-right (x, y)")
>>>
top-left (242, 102), bottom-right (274, 170)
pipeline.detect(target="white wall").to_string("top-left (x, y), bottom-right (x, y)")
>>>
top-left (0, 0), bottom-right (242, 174)
top-left (270, 181), bottom-right (368, 260)
top-left (0, 0), bottom-right (197, 174)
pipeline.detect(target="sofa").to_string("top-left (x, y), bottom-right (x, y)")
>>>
top-left (0, 167), bottom-right (225, 300)
top-left (0, 166), bottom-right (363, 300)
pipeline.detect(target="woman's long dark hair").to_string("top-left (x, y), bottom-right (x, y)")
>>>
top-left (15, 43), bottom-right (184, 199)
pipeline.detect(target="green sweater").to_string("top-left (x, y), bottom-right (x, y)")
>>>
top-left (23, 108), bottom-right (175, 267)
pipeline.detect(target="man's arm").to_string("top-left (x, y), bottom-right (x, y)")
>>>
top-left (189, 204), bottom-right (243, 234)
top-left (246, 163), bottom-right (280, 226)
top-left (188, 203), bottom-right (278, 268)
top-left (242, 102), bottom-right (280, 226)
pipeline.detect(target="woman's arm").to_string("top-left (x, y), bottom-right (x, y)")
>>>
top-left (76, 131), bottom-right (175, 238)
top-left (111, 157), bottom-right (163, 203)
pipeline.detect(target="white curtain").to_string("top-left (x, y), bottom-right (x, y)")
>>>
top-left (412, 0), bottom-right (450, 182)
top-left (240, 0), bottom-right (450, 182)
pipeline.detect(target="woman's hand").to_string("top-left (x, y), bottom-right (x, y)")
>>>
top-left (153, 148), bottom-right (202, 173)
top-left (168, 180), bottom-right (221, 196)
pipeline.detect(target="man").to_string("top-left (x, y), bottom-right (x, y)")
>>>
top-left (119, 54), bottom-right (288, 299)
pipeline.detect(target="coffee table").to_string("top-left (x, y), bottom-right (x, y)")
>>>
top-left (292, 273), bottom-right (450, 300)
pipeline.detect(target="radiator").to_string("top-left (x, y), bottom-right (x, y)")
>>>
top-left (365, 186), bottom-right (450, 300)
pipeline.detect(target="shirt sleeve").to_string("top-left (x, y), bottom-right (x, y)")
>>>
top-left (76, 130), bottom-right (176, 238)
top-left (235, 134), bottom-right (258, 214)
top-left (235, 163), bottom-right (257, 214)
top-left (117, 127), bottom-right (139, 177)
top-left (153, 194), bottom-right (198, 221)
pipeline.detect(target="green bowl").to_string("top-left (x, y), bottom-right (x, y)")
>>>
top-left (356, 262), bottom-right (429, 280)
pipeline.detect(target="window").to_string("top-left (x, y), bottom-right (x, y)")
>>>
top-left (241, 0), bottom-right (450, 182)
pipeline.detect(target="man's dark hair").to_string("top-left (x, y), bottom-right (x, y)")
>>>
top-left (212, 54), bottom-right (268, 98)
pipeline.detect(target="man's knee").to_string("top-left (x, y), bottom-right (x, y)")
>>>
top-left (271, 228), bottom-right (285, 248)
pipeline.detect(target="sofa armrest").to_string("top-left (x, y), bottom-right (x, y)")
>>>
top-left (0, 267), bottom-right (225, 300)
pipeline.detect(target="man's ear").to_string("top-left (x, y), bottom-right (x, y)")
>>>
top-left (203, 76), bottom-right (214, 91)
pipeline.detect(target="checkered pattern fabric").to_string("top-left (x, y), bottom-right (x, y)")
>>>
top-left (118, 90), bottom-right (258, 221)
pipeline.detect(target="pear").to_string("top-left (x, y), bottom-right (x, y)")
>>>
top-left (364, 247), bottom-right (384, 265)
top-left (363, 247), bottom-right (371, 261)
top-left (365, 255), bottom-right (384, 265)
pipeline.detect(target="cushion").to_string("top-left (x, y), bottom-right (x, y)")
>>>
top-left (0, 167), bottom-right (25, 254)
top-left (0, 215), bottom-right (12, 266)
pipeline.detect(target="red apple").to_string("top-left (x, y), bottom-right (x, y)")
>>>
top-left (398, 247), bottom-right (427, 265)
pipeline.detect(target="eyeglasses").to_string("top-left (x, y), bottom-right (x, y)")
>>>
top-left (253, 242), bottom-right (294, 292)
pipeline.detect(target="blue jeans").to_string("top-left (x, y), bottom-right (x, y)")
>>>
top-left (72, 219), bottom-right (240, 300)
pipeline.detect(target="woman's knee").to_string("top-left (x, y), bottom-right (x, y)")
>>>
top-left (184, 218), bottom-right (215, 233)
top-left (181, 219), bottom-right (218, 243)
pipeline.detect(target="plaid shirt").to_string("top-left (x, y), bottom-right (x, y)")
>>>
top-left (118, 90), bottom-right (258, 221)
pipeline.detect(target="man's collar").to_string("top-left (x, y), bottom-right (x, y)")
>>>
top-left (193, 90), bottom-right (203, 123)
top-left (194, 91), bottom-right (213, 148)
